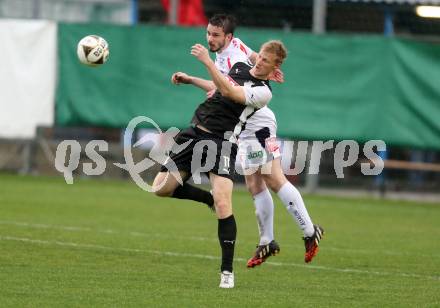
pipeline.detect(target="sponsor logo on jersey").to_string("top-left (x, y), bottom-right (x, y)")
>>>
top-left (248, 150), bottom-right (264, 160)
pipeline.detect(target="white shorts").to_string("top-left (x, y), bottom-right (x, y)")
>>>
top-left (238, 135), bottom-right (281, 170)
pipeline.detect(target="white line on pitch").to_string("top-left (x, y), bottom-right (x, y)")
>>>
top-left (0, 220), bottom-right (218, 243)
top-left (0, 220), bottom-right (438, 259)
top-left (0, 235), bottom-right (439, 281)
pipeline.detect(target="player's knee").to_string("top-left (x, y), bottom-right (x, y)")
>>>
top-left (216, 206), bottom-right (232, 219)
top-left (248, 185), bottom-right (265, 196)
top-left (214, 198), bottom-right (231, 214)
top-left (245, 175), bottom-right (266, 195)
top-left (152, 174), bottom-right (174, 197)
top-left (153, 184), bottom-right (173, 197)
top-left (153, 187), bottom-right (173, 197)
top-left (263, 173), bottom-right (286, 193)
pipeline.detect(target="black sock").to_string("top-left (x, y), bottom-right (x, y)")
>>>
top-left (218, 215), bottom-right (237, 273)
top-left (171, 183), bottom-right (214, 207)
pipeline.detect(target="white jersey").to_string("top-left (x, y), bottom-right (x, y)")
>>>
top-left (215, 37), bottom-right (253, 75)
top-left (215, 37), bottom-right (277, 140)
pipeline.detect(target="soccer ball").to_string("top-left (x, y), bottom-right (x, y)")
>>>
top-left (77, 35), bottom-right (109, 67)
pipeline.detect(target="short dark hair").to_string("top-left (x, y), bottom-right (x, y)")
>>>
top-left (208, 14), bottom-right (236, 35)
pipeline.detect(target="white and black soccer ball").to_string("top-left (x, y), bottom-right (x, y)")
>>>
top-left (77, 35), bottom-right (109, 67)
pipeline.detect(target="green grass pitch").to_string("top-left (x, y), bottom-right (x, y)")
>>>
top-left (0, 174), bottom-right (439, 306)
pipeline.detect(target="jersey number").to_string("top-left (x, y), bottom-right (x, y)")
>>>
top-left (222, 156), bottom-right (230, 173)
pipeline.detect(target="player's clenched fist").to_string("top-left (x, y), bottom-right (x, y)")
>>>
top-left (171, 72), bottom-right (191, 85)
top-left (191, 44), bottom-right (210, 64)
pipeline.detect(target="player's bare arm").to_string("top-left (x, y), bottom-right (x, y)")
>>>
top-left (191, 43), bottom-right (246, 104)
top-left (171, 72), bottom-right (215, 91)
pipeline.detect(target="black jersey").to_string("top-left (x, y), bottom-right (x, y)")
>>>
top-left (191, 62), bottom-right (272, 143)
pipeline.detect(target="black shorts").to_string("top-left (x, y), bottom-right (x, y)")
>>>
top-left (160, 126), bottom-right (238, 180)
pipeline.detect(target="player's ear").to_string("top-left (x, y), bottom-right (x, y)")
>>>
top-left (226, 33), bottom-right (233, 42)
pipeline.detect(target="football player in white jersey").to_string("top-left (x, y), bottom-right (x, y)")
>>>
top-left (171, 14), bottom-right (324, 266)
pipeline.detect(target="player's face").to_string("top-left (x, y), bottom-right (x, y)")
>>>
top-left (206, 24), bottom-right (231, 52)
top-left (254, 51), bottom-right (279, 78)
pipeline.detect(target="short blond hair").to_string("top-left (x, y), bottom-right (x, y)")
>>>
top-left (261, 40), bottom-right (287, 65)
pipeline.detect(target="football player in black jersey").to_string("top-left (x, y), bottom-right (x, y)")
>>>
top-left (153, 40), bottom-right (287, 288)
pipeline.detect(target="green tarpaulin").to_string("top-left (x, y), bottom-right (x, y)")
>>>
top-left (56, 24), bottom-right (440, 149)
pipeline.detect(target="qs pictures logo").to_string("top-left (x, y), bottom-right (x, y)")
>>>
top-left (54, 116), bottom-right (188, 192)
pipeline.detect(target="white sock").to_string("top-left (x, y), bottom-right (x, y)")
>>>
top-left (253, 189), bottom-right (274, 245)
top-left (277, 182), bottom-right (315, 237)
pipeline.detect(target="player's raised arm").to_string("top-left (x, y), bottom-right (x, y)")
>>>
top-left (191, 43), bottom-right (247, 104)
